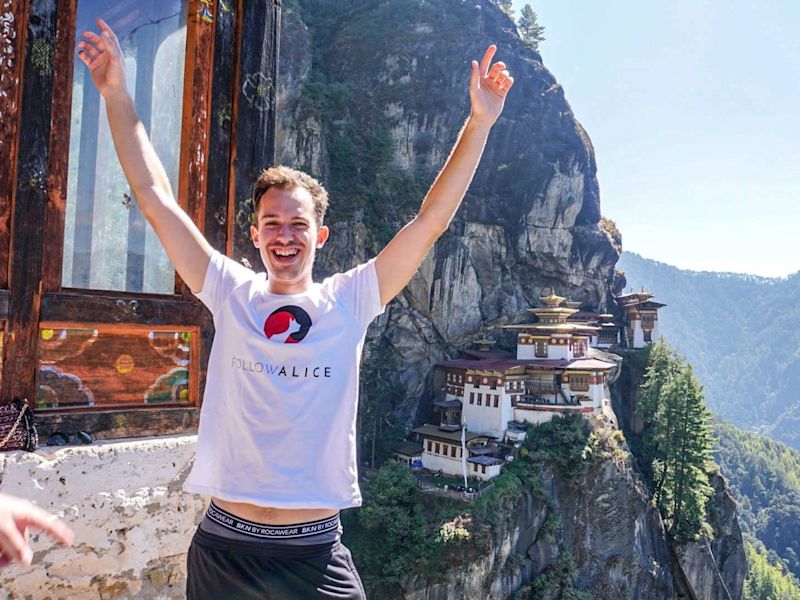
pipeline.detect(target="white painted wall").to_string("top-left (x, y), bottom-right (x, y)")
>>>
top-left (461, 384), bottom-right (510, 439)
top-left (0, 435), bottom-right (204, 599)
top-left (421, 449), bottom-right (466, 478)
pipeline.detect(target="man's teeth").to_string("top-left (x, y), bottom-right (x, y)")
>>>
top-left (274, 248), bottom-right (299, 257)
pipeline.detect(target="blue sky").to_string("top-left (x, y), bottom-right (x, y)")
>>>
top-left (510, 0), bottom-right (800, 277)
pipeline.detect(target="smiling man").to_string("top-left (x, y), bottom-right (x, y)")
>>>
top-left (78, 18), bottom-right (513, 600)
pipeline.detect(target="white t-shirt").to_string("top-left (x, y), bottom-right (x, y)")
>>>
top-left (185, 251), bottom-right (384, 509)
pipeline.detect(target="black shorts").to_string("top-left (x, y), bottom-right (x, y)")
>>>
top-left (186, 527), bottom-right (367, 600)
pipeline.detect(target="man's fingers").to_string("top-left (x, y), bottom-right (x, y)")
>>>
top-left (78, 41), bottom-right (99, 61)
top-left (16, 509), bottom-right (74, 547)
top-left (501, 77), bottom-right (515, 92)
top-left (496, 70), bottom-right (511, 86)
top-left (479, 45), bottom-right (496, 77)
top-left (82, 30), bottom-right (102, 45)
top-left (97, 19), bottom-right (123, 52)
top-left (0, 525), bottom-right (31, 565)
top-left (487, 61), bottom-right (507, 81)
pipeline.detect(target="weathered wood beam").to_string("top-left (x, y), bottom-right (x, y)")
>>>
top-left (227, 0), bottom-right (280, 267)
top-left (0, 0), bottom-right (29, 290)
top-left (41, 292), bottom-right (205, 325)
top-left (204, 0), bottom-right (237, 255)
top-left (35, 406), bottom-right (199, 441)
top-left (1, 0), bottom-right (59, 405)
top-left (0, 289), bottom-right (9, 320)
top-left (41, 0), bottom-right (77, 291)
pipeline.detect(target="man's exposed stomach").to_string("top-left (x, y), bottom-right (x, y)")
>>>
top-left (213, 497), bottom-right (338, 525)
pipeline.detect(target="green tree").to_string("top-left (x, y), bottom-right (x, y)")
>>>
top-left (636, 340), bottom-right (682, 481)
top-left (744, 542), bottom-right (800, 599)
top-left (651, 366), bottom-right (714, 541)
top-left (637, 340), bottom-right (715, 542)
top-left (518, 5), bottom-right (546, 51)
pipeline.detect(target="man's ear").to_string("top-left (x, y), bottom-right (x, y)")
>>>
top-left (316, 225), bottom-right (330, 249)
top-left (250, 225), bottom-right (259, 247)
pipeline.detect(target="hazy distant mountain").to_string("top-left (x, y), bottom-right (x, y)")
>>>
top-left (617, 252), bottom-right (800, 449)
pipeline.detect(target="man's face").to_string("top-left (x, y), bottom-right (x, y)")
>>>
top-left (250, 186), bottom-right (329, 295)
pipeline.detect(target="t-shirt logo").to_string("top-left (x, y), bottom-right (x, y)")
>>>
top-left (264, 306), bottom-right (312, 344)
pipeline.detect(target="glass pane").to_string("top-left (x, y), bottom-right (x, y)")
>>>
top-left (62, 1), bottom-right (187, 293)
top-left (37, 326), bottom-right (194, 409)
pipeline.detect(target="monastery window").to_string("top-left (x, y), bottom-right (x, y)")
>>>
top-left (494, 396), bottom-right (499, 408)
top-left (570, 374), bottom-right (590, 392)
top-left (469, 392), bottom-right (475, 404)
top-left (450, 446), bottom-right (456, 458)
top-left (477, 394), bottom-right (482, 406)
top-left (481, 465), bottom-right (486, 474)
top-left (435, 443), bottom-right (441, 454)
top-left (427, 440), bottom-right (432, 452)
top-left (473, 463), bottom-right (478, 473)
top-left (535, 340), bottom-right (548, 358)
top-left (0, 1), bottom-right (275, 439)
top-left (644, 330), bottom-right (652, 342)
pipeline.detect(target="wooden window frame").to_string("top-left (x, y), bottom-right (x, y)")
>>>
top-left (1, 1), bottom-right (281, 441)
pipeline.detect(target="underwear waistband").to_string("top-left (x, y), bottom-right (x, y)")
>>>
top-left (205, 501), bottom-right (341, 541)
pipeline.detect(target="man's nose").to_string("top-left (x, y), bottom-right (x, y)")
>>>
top-left (276, 223), bottom-right (293, 241)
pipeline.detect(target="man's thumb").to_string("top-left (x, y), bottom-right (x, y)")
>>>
top-left (470, 60), bottom-right (480, 90)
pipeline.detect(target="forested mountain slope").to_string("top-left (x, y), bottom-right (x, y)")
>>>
top-left (618, 251), bottom-right (800, 449)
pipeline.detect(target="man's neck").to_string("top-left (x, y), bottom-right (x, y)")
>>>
top-left (267, 277), bottom-right (314, 295)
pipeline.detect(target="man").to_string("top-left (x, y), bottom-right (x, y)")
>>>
top-left (78, 18), bottom-right (513, 599)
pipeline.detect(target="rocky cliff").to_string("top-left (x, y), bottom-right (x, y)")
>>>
top-left (276, 0), bottom-right (621, 418)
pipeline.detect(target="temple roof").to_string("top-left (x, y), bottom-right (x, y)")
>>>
top-left (436, 356), bottom-right (616, 373)
top-left (411, 425), bottom-right (491, 443)
top-left (633, 300), bottom-right (666, 310)
top-left (394, 441), bottom-right (424, 457)
top-left (564, 359), bottom-right (616, 371)
top-left (541, 292), bottom-right (566, 307)
top-left (467, 455), bottom-right (506, 466)
top-left (433, 399), bottom-right (462, 409)
top-left (502, 323), bottom-right (599, 334)
top-left (459, 348), bottom-right (511, 360)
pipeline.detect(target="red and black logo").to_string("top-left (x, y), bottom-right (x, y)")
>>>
top-left (264, 305), bottom-right (312, 344)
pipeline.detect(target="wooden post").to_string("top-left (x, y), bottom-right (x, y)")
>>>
top-left (227, 0), bottom-right (280, 268)
top-left (2, 0), bottom-right (59, 404)
top-left (0, 0), bottom-right (29, 291)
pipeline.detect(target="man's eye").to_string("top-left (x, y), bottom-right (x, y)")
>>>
top-left (293, 222), bottom-right (309, 229)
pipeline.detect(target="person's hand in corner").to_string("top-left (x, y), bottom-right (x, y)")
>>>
top-left (0, 492), bottom-right (74, 568)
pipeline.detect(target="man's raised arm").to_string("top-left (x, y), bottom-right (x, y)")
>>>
top-left (375, 45), bottom-right (514, 306)
top-left (78, 20), bottom-right (213, 293)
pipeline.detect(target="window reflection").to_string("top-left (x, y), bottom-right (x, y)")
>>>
top-left (62, 1), bottom-right (187, 293)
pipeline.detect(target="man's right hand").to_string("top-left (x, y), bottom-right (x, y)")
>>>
top-left (77, 19), bottom-right (126, 98)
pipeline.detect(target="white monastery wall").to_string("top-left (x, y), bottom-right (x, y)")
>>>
top-left (0, 435), bottom-right (204, 599)
top-left (421, 451), bottom-right (465, 478)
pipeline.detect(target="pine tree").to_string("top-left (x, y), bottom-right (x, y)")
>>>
top-left (518, 5), bottom-right (546, 51)
top-left (652, 367), bottom-right (715, 541)
top-left (636, 340), bottom-right (682, 482)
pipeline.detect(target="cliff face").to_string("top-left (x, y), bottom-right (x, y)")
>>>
top-left (276, 0), bottom-right (620, 414)
top-left (388, 434), bottom-right (675, 599)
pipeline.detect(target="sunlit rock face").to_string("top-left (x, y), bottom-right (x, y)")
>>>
top-left (276, 0), bottom-right (620, 422)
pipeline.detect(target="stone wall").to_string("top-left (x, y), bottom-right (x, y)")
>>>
top-left (0, 435), bottom-right (203, 600)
